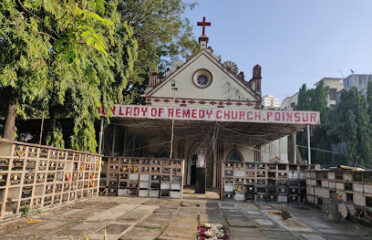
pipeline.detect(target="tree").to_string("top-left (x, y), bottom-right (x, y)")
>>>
top-left (294, 83), bottom-right (331, 166)
top-left (0, 0), bottom-right (137, 153)
top-left (118, 0), bottom-right (200, 104)
top-left (367, 81), bottom-right (372, 125)
top-left (43, 1), bottom-right (138, 151)
top-left (0, 0), bottom-right (50, 139)
top-left (333, 88), bottom-right (372, 167)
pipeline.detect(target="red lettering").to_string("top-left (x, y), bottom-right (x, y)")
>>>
top-left (286, 112), bottom-right (293, 122)
top-left (183, 109), bottom-right (190, 118)
top-left (216, 110), bottom-right (223, 119)
top-left (231, 111), bottom-right (238, 120)
top-left (294, 112), bottom-right (300, 122)
top-left (168, 108), bottom-right (174, 117)
top-left (141, 107), bottom-right (148, 117)
top-left (150, 108), bottom-right (157, 117)
top-left (247, 111), bottom-right (253, 120)
top-left (224, 110), bottom-right (230, 120)
top-left (133, 107), bottom-right (139, 116)
top-left (310, 113), bottom-right (317, 123)
top-left (255, 112), bottom-right (261, 121)
top-left (191, 109), bottom-right (197, 119)
top-left (199, 110), bottom-right (205, 119)
top-left (206, 110), bottom-right (213, 118)
top-left (158, 108), bottom-right (164, 117)
top-left (126, 107), bottom-right (132, 116)
top-left (239, 111), bottom-right (245, 120)
top-left (266, 112), bottom-right (273, 121)
top-left (275, 112), bottom-right (280, 121)
top-left (119, 106), bottom-right (124, 116)
top-left (302, 112), bottom-right (309, 122)
top-left (175, 109), bottom-right (181, 118)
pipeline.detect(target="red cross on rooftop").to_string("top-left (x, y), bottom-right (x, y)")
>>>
top-left (197, 17), bottom-right (211, 36)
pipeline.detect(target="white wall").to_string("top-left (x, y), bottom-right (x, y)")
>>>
top-left (261, 136), bottom-right (288, 163)
top-left (148, 52), bottom-right (258, 110)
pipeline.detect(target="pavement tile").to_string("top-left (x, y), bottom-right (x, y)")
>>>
top-left (1, 196), bottom-right (372, 240)
top-left (119, 226), bottom-right (161, 240)
top-left (230, 227), bottom-right (268, 240)
top-left (255, 218), bottom-right (274, 226)
top-left (228, 219), bottom-right (257, 228)
top-left (261, 229), bottom-right (297, 240)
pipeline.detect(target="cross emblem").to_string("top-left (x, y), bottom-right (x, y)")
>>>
top-left (197, 17), bottom-right (211, 35)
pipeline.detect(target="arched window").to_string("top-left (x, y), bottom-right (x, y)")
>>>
top-left (227, 150), bottom-right (243, 162)
top-left (158, 148), bottom-right (170, 158)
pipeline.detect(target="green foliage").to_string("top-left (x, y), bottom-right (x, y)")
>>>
top-left (21, 205), bottom-right (30, 217)
top-left (0, 0), bottom-right (137, 152)
top-left (118, 0), bottom-right (200, 104)
top-left (294, 83), bottom-right (332, 166)
top-left (332, 87), bottom-right (372, 167)
top-left (295, 82), bottom-right (372, 168)
top-left (1, 0), bottom-right (199, 153)
top-left (0, 0), bottom-right (50, 117)
top-left (45, 127), bottom-right (65, 149)
top-left (368, 81), bottom-right (372, 124)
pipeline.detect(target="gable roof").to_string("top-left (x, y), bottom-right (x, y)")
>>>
top-left (145, 49), bottom-right (260, 101)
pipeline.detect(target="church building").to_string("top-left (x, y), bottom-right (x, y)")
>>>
top-left (99, 17), bottom-right (319, 194)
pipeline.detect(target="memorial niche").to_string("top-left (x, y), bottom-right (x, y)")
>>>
top-left (226, 150), bottom-right (243, 162)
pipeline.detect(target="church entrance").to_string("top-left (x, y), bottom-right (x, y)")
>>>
top-left (187, 141), bottom-right (214, 188)
top-left (190, 153), bottom-right (197, 185)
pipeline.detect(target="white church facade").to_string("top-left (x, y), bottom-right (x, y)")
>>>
top-left (99, 18), bottom-right (319, 192)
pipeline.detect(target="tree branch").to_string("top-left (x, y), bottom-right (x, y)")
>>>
top-left (37, 31), bottom-right (58, 41)
top-left (21, 16), bottom-right (58, 41)
top-left (16, 0), bottom-right (60, 38)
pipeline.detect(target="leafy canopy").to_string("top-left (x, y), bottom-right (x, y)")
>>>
top-left (295, 82), bottom-right (372, 168)
top-left (0, 0), bottom-right (137, 152)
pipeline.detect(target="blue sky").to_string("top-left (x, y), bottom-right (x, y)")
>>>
top-left (183, 0), bottom-right (372, 102)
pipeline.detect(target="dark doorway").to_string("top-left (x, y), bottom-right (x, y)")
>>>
top-left (187, 141), bottom-right (214, 187)
top-left (190, 154), bottom-right (197, 185)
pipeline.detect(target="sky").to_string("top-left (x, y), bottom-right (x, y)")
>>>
top-left (183, 0), bottom-right (372, 103)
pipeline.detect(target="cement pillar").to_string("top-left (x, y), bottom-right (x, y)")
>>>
top-left (123, 128), bottom-right (127, 157)
top-left (292, 132), bottom-right (297, 164)
top-left (98, 118), bottom-right (104, 155)
top-left (213, 148), bottom-right (217, 188)
top-left (111, 125), bottom-right (116, 157)
top-left (195, 144), bottom-right (207, 194)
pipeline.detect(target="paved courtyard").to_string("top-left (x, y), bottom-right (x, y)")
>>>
top-left (0, 194), bottom-right (371, 240)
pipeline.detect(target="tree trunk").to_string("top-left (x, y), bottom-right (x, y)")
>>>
top-left (3, 96), bottom-right (18, 140)
top-left (48, 100), bottom-right (57, 146)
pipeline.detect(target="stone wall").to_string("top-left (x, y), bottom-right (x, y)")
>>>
top-left (306, 168), bottom-right (372, 222)
top-left (0, 139), bottom-right (101, 221)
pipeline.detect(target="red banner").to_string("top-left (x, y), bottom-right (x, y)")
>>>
top-left (98, 105), bottom-right (320, 125)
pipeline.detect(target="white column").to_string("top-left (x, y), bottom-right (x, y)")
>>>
top-left (98, 118), bottom-right (104, 154)
top-left (292, 132), bottom-right (297, 164)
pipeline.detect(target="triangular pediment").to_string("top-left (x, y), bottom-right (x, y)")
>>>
top-left (146, 50), bottom-right (260, 109)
